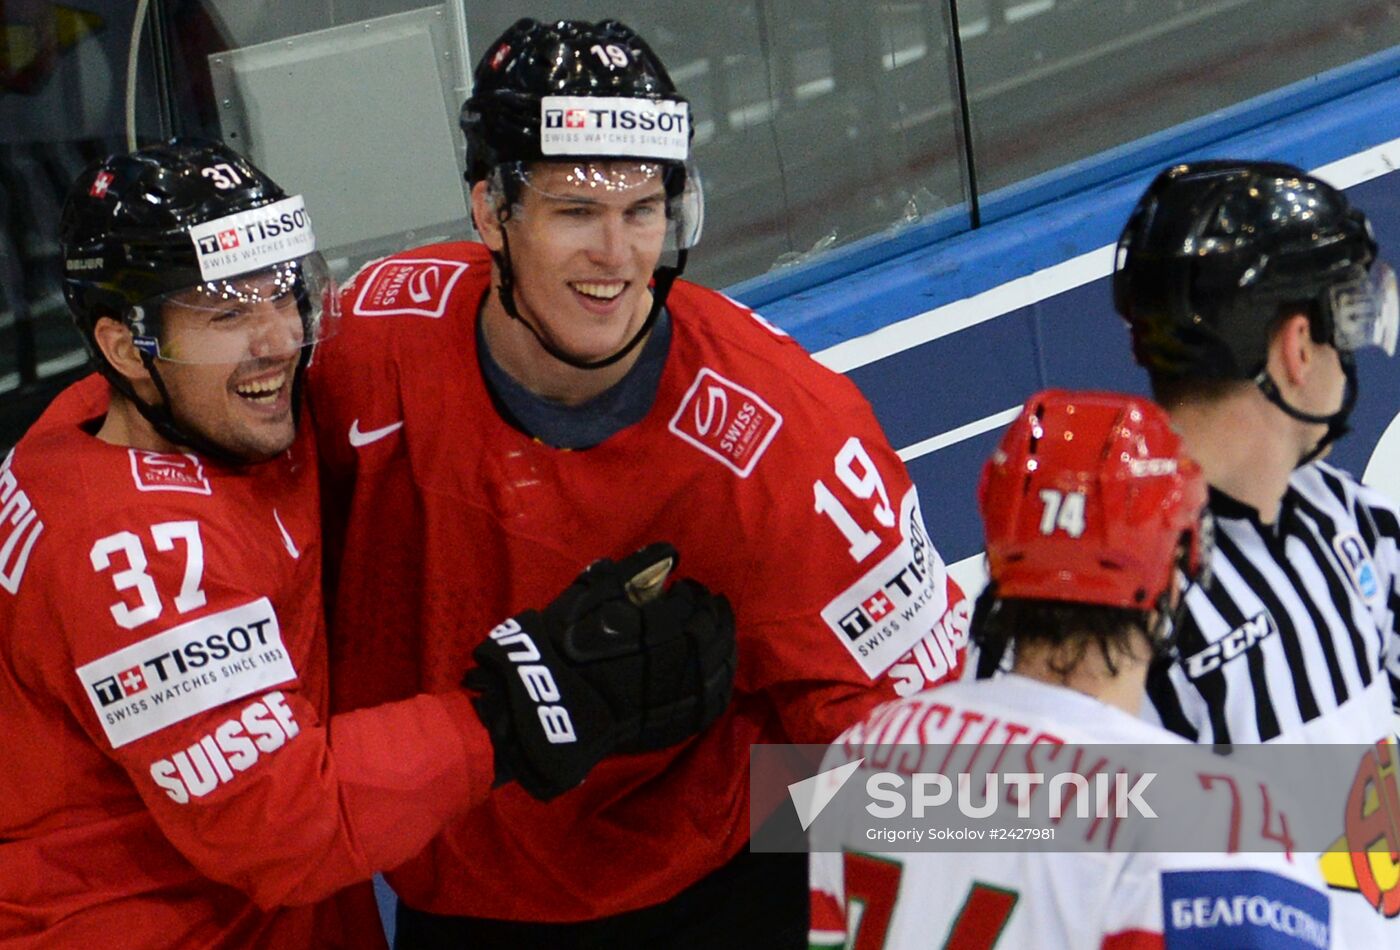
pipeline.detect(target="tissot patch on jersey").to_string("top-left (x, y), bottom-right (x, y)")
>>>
top-left (1161, 869), bottom-right (1329, 948)
top-left (1332, 531), bottom-right (1381, 605)
top-left (75, 598), bottom-right (296, 748)
top-left (820, 487), bottom-right (946, 679)
top-left (667, 368), bottom-right (782, 477)
top-left (129, 450), bottom-right (211, 495)
top-left (352, 258), bottom-right (469, 317)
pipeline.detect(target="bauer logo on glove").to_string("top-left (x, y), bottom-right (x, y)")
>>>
top-left (464, 543), bottom-right (737, 801)
top-left (480, 617), bottom-right (578, 744)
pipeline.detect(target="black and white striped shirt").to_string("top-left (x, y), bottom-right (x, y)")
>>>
top-left (1147, 461), bottom-right (1400, 746)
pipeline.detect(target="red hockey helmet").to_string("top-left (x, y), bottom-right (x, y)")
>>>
top-left (978, 389), bottom-right (1210, 610)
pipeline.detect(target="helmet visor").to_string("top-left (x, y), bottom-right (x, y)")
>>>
top-left (129, 253), bottom-right (338, 365)
top-left (1329, 262), bottom-right (1398, 356)
top-left (502, 159), bottom-right (703, 251)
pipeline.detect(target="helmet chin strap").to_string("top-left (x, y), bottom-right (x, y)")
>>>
top-left (129, 352), bottom-right (249, 466)
top-left (489, 226), bottom-right (685, 372)
top-left (1253, 353), bottom-right (1358, 466)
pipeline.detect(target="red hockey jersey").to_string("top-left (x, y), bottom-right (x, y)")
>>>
top-left (310, 242), bottom-right (967, 921)
top-left (0, 376), bottom-right (493, 948)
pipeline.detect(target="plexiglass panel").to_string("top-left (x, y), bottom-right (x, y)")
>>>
top-left (959, 0), bottom-right (1400, 196)
top-left (458, 1), bottom-right (971, 288)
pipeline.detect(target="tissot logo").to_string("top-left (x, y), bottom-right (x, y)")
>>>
top-left (187, 195), bottom-right (315, 282)
top-left (834, 519), bottom-right (932, 642)
top-left (539, 95), bottom-right (690, 161)
top-left (820, 487), bottom-right (945, 678)
top-left (75, 599), bottom-right (297, 748)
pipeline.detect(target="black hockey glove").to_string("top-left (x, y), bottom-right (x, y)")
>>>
top-left (464, 543), bottom-right (737, 801)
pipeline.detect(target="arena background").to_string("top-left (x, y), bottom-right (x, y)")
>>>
top-left (5, 3), bottom-right (1400, 566)
top-left (3, 2), bottom-right (1400, 937)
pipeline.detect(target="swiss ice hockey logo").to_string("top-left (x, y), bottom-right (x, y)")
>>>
top-left (129, 450), bottom-right (211, 495)
top-left (668, 368), bottom-right (782, 478)
top-left (353, 259), bottom-right (469, 318)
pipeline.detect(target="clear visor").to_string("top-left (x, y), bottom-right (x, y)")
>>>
top-left (128, 253), bottom-right (338, 365)
top-left (498, 159), bottom-right (704, 251)
top-left (1329, 262), bottom-right (1398, 356)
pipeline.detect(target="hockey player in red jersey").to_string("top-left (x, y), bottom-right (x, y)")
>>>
top-left (308, 17), bottom-right (968, 948)
top-left (0, 139), bottom-right (736, 948)
top-left (809, 390), bottom-right (1331, 948)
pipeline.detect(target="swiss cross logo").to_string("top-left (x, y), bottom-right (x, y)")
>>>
top-left (863, 592), bottom-right (893, 620)
top-left (89, 171), bottom-right (114, 198)
top-left (218, 229), bottom-right (240, 250)
top-left (352, 258), bottom-right (470, 318)
top-left (129, 450), bottom-right (212, 495)
top-left (119, 666), bottom-right (148, 695)
top-left (565, 109), bottom-right (588, 129)
top-left (490, 43), bottom-right (511, 70)
top-left (668, 368), bottom-right (783, 478)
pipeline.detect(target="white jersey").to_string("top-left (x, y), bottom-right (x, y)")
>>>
top-left (809, 676), bottom-right (1332, 949)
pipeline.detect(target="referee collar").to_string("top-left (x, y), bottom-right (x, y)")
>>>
top-left (1207, 484), bottom-right (1297, 532)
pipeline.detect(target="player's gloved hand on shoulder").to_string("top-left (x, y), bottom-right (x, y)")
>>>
top-left (463, 543), bottom-right (737, 801)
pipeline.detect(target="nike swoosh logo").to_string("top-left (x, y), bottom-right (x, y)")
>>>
top-left (349, 419), bottom-right (404, 448)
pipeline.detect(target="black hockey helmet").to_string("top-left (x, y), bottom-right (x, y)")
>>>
top-left (59, 137), bottom-right (337, 459)
top-left (459, 19), bottom-right (703, 372)
top-left (1112, 160), bottom-right (1395, 382)
top-left (462, 18), bottom-right (691, 191)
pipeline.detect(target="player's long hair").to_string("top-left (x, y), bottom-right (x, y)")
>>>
top-left (970, 583), bottom-right (1157, 680)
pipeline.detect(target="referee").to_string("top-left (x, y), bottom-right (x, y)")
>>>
top-left (1113, 160), bottom-right (1400, 943)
